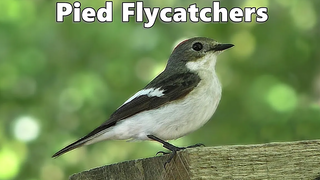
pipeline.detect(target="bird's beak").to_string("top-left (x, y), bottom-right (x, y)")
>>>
top-left (214, 43), bottom-right (234, 51)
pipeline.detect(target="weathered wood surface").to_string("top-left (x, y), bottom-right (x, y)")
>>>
top-left (70, 139), bottom-right (320, 180)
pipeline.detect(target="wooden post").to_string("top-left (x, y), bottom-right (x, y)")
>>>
top-left (69, 140), bottom-right (320, 180)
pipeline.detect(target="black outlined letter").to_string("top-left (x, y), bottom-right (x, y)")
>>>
top-left (229, 7), bottom-right (243, 22)
top-left (159, 7), bottom-right (172, 22)
top-left (82, 8), bottom-right (96, 22)
top-left (244, 7), bottom-right (255, 22)
top-left (122, 2), bottom-right (135, 22)
top-left (56, 2), bottom-right (72, 22)
top-left (256, 7), bottom-right (268, 22)
top-left (173, 8), bottom-right (187, 22)
top-left (144, 7), bottom-right (160, 28)
top-left (97, 1), bottom-right (113, 22)
top-left (136, 1), bottom-right (143, 22)
top-left (73, 1), bottom-right (81, 22)
top-left (212, 1), bottom-right (227, 22)
top-left (199, 7), bottom-right (212, 22)
top-left (188, 4), bottom-right (199, 22)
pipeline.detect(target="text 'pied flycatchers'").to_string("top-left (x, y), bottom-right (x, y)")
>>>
top-left (52, 37), bottom-right (234, 165)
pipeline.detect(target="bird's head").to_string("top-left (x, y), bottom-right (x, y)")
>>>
top-left (166, 37), bottom-right (234, 72)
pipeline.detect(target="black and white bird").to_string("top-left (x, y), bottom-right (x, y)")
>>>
top-left (52, 37), bottom-right (233, 164)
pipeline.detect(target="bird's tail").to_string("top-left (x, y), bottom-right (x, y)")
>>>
top-left (52, 121), bottom-right (116, 158)
top-left (52, 137), bottom-right (90, 158)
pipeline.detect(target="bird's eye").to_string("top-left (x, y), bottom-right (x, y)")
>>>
top-left (192, 42), bottom-right (203, 51)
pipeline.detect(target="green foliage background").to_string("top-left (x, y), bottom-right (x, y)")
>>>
top-left (1, 0), bottom-right (320, 179)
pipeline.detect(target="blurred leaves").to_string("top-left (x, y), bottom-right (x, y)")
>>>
top-left (0, 0), bottom-right (320, 179)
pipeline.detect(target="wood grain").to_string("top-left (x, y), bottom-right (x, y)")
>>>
top-left (70, 140), bottom-right (320, 180)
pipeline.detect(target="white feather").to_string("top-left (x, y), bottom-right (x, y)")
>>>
top-left (122, 87), bottom-right (164, 105)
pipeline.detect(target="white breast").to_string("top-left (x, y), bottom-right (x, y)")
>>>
top-left (147, 53), bottom-right (222, 140)
top-left (149, 69), bottom-right (221, 140)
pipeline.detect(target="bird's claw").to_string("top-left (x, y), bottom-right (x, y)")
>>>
top-left (186, 143), bottom-right (205, 148)
top-left (156, 151), bottom-right (169, 155)
top-left (163, 149), bottom-right (178, 168)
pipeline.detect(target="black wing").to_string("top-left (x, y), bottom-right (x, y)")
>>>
top-left (52, 72), bottom-right (200, 157)
top-left (109, 72), bottom-right (201, 122)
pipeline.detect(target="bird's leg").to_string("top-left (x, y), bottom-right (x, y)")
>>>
top-left (147, 135), bottom-right (205, 167)
top-left (147, 135), bottom-right (184, 167)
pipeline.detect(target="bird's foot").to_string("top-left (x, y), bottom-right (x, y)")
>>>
top-left (186, 143), bottom-right (205, 148)
top-left (147, 135), bottom-right (204, 168)
top-left (156, 143), bottom-right (205, 155)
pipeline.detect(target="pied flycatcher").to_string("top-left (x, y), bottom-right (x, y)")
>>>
top-left (52, 37), bottom-right (234, 164)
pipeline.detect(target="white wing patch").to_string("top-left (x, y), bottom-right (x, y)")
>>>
top-left (122, 87), bottom-right (164, 105)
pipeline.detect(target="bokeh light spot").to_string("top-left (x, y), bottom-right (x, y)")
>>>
top-left (310, 103), bottom-right (320, 111)
top-left (0, 0), bottom-right (36, 24)
top-left (230, 31), bottom-right (256, 60)
top-left (266, 83), bottom-right (297, 112)
top-left (13, 116), bottom-right (40, 142)
top-left (0, 148), bottom-right (19, 179)
top-left (0, 0), bottom-right (20, 22)
top-left (59, 88), bottom-right (84, 112)
top-left (68, 72), bottom-right (109, 106)
top-left (290, 1), bottom-right (316, 31)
